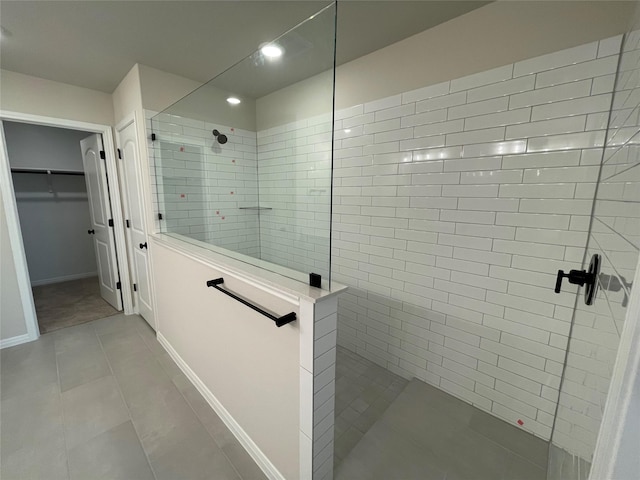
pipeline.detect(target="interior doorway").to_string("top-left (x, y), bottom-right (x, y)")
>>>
top-left (0, 111), bottom-right (133, 346)
top-left (3, 122), bottom-right (121, 333)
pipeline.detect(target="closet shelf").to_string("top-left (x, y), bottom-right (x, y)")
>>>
top-left (10, 168), bottom-right (85, 176)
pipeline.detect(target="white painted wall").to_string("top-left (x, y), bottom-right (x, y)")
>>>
top-left (0, 69), bottom-right (114, 126)
top-left (152, 240), bottom-right (301, 480)
top-left (0, 192), bottom-right (27, 340)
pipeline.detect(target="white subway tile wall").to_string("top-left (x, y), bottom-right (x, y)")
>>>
top-left (148, 113), bottom-right (261, 257)
top-left (256, 115), bottom-right (333, 280)
top-left (550, 27), bottom-right (640, 469)
top-left (329, 35), bottom-right (625, 446)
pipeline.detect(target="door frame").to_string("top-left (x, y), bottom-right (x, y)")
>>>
top-left (0, 110), bottom-right (134, 345)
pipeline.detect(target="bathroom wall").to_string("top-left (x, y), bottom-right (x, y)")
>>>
top-left (328, 37), bottom-right (622, 441)
top-left (256, 113), bottom-right (333, 280)
top-left (148, 113), bottom-right (260, 257)
top-left (550, 23), bottom-right (640, 468)
top-left (0, 69), bottom-right (114, 125)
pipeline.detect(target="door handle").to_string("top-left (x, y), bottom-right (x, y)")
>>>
top-left (88, 229), bottom-right (95, 235)
top-left (139, 242), bottom-right (147, 250)
top-left (554, 254), bottom-right (600, 305)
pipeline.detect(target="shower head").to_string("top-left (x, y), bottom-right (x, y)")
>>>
top-left (212, 129), bottom-right (228, 144)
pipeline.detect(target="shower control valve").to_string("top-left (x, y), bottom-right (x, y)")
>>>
top-left (554, 254), bottom-right (600, 306)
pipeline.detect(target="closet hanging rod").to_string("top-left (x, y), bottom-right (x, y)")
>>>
top-left (10, 168), bottom-right (85, 176)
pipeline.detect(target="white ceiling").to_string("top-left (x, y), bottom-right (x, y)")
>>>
top-left (0, 1), bottom-right (490, 93)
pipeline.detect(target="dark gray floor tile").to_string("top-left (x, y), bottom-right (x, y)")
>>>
top-left (67, 421), bottom-right (154, 480)
top-left (435, 429), bottom-right (510, 480)
top-left (503, 454), bottom-right (547, 480)
top-left (0, 337), bottom-right (58, 400)
top-left (335, 421), bottom-right (446, 480)
top-left (0, 383), bottom-right (64, 457)
top-left (469, 408), bottom-right (548, 468)
top-left (157, 352), bottom-right (184, 381)
top-left (57, 341), bottom-right (111, 392)
top-left (335, 427), bottom-right (364, 461)
top-left (180, 384), bottom-right (238, 448)
top-left (0, 429), bottom-right (69, 480)
top-left (137, 321), bottom-right (166, 357)
top-left (61, 375), bottom-right (129, 450)
top-left (146, 419), bottom-right (240, 480)
top-left (547, 444), bottom-right (590, 480)
top-left (221, 438), bottom-right (268, 480)
top-left (98, 329), bottom-right (149, 364)
top-left (53, 322), bottom-right (98, 355)
top-left (92, 313), bottom-right (143, 336)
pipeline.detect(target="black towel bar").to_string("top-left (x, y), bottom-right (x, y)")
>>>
top-left (206, 278), bottom-right (296, 327)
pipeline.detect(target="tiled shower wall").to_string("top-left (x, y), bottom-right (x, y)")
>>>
top-left (144, 33), bottom-right (634, 457)
top-left (148, 113), bottom-right (261, 257)
top-left (256, 117), bottom-right (333, 280)
top-left (330, 35), bottom-right (623, 442)
top-left (550, 25), bottom-right (640, 468)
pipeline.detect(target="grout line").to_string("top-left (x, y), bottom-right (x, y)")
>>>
top-left (53, 335), bottom-right (73, 480)
top-left (95, 318), bottom-right (160, 480)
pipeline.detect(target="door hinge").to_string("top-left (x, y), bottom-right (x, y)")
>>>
top-left (133, 283), bottom-right (138, 292)
top-left (117, 148), bottom-right (122, 159)
top-left (151, 133), bottom-right (156, 141)
top-left (99, 150), bottom-right (106, 160)
top-left (126, 219), bottom-right (130, 228)
top-left (158, 213), bottom-right (163, 220)
top-left (108, 219), bottom-right (114, 227)
top-left (116, 281), bottom-right (121, 290)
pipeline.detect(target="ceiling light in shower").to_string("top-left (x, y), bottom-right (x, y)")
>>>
top-left (226, 97), bottom-right (241, 105)
top-left (261, 43), bottom-right (283, 58)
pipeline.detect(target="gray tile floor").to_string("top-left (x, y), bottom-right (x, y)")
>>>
top-left (335, 351), bottom-right (549, 480)
top-left (333, 347), bottom-right (409, 468)
top-left (0, 313), bottom-right (267, 480)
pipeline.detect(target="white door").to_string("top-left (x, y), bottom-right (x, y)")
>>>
top-left (116, 117), bottom-right (155, 328)
top-left (80, 134), bottom-right (122, 311)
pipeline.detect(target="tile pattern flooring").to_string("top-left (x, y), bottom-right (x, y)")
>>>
top-left (0, 314), bottom-right (267, 480)
top-left (32, 277), bottom-right (118, 333)
top-left (334, 357), bottom-right (549, 480)
top-left (333, 347), bottom-right (408, 468)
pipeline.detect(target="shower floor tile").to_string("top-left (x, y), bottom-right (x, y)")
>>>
top-left (333, 347), bottom-right (409, 467)
top-left (334, 350), bottom-right (548, 480)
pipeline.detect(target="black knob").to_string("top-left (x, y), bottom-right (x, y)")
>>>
top-left (554, 254), bottom-right (600, 306)
top-left (88, 229), bottom-right (95, 235)
top-left (139, 242), bottom-right (147, 250)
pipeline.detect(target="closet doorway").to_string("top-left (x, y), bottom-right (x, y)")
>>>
top-left (0, 116), bottom-right (131, 336)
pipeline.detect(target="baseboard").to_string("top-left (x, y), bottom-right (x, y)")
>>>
top-left (0, 333), bottom-right (33, 349)
top-left (31, 272), bottom-right (98, 287)
top-left (156, 333), bottom-right (285, 480)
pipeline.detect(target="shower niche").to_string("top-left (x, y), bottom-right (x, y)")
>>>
top-left (151, 2), bottom-right (336, 289)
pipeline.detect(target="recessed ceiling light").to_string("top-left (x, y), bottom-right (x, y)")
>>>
top-left (226, 97), bottom-right (241, 105)
top-left (260, 43), bottom-right (283, 59)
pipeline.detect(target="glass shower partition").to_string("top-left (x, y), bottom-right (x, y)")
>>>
top-left (547, 10), bottom-right (640, 480)
top-left (151, 2), bottom-right (336, 289)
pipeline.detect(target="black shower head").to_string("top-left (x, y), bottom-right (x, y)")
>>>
top-left (212, 129), bottom-right (228, 144)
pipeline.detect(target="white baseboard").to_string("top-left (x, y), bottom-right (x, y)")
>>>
top-left (0, 333), bottom-right (33, 349)
top-left (156, 333), bottom-right (285, 480)
top-left (31, 271), bottom-right (98, 287)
